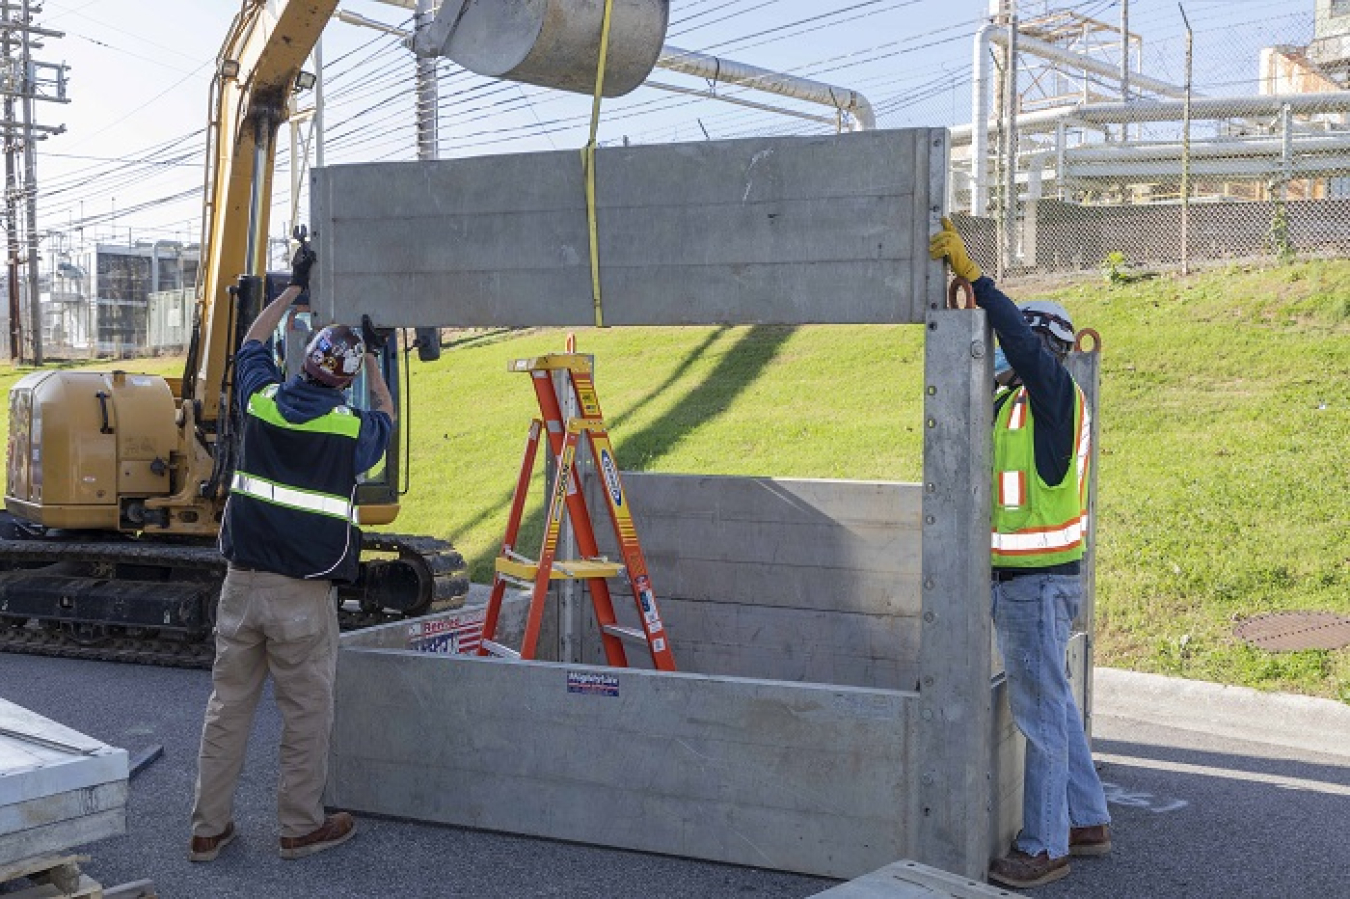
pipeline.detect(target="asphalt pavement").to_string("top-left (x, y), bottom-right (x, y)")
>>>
top-left (1, 654), bottom-right (1346, 899)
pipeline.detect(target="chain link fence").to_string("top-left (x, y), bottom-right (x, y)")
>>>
top-left (938, 5), bottom-right (1350, 285)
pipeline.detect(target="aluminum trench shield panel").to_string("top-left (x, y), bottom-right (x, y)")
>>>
top-left (310, 128), bottom-right (946, 328)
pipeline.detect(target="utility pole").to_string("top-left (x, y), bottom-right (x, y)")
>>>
top-left (0, 0), bottom-right (65, 364)
top-left (415, 0), bottom-right (438, 163)
top-left (4, 3), bottom-right (18, 359)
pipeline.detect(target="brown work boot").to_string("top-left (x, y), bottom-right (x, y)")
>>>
top-left (188, 821), bottom-right (236, 862)
top-left (988, 850), bottom-right (1070, 888)
top-left (279, 812), bottom-right (357, 860)
top-left (1070, 824), bottom-right (1112, 856)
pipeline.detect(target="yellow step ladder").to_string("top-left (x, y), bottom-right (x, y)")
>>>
top-left (478, 350), bottom-right (676, 670)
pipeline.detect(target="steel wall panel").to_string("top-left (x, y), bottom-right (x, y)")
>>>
top-left (329, 647), bottom-right (914, 879)
top-left (310, 130), bottom-right (947, 327)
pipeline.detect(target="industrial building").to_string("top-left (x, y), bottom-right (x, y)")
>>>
top-left (18, 240), bottom-right (199, 360)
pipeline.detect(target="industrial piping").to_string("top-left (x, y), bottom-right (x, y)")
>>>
top-left (337, 13), bottom-right (877, 133)
top-left (656, 45), bottom-right (876, 132)
top-left (954, 91), bottom-right (1350, 142)
top-left (969, 22), bottom-right (1196, 214)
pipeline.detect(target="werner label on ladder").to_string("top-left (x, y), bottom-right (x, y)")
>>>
top-left (479, 347), bottom-right (676, 671)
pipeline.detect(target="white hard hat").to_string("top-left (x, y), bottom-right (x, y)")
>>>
top-left (1018, 300), bottom-right (1075, 348)
top-left (303, 324), bottom-right (366, 388)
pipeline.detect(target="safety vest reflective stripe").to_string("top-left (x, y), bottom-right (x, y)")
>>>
top-left (991, 514), bottom-right (1089, 554)
top-left (999, 471), bottom-right (1025, 508)
top-left (1075, 390), bottom-right (1092, 507)
top-left (247, 385), bottom-right (362, 439)
top-left (230, 472), bottom-right (355, 522)
top-left (1007, 392), bottom-right (1028, 430)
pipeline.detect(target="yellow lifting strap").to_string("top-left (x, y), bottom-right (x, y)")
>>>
top-left (582, 0), bottom-right (617, 328)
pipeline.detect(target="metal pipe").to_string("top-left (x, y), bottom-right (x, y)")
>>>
top-left (950, 91), bottom-right (1350, 144)
top-left (952, 130), bottom-right (1350, 191)
top-left (1055, 120), bottom-right (1067, 201)
top-left (1280, 103), bottom-right (1294, 196)
top-left (644, 80), bottom-right (839, 127)
top-left (335, 9), bottom-right (409, 38)
top-left (656, 45), bottom-right (875, 131)
top-left (149, 240), bottom-right (181, 295)
top-left (1065, 132), bottom-right (1350, 162)
top-left (970, 23), bottom-right (998, 214)
top-left (1003, 15), bottom-right (1018, 272)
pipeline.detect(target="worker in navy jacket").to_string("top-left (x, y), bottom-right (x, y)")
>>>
top-left (191, 235), bottom-right (391, 863)
top-left (930, 218), bottom-right (1111, 890)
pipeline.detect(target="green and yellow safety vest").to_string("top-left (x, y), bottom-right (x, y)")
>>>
top-left (990, 383), bottom-right (1091, 568)
top-left (220, 384), bottom-right (363, 582)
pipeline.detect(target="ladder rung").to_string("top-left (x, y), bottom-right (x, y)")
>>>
top-left (495, 572), bottom-right (534, 589)
top-left (602, 625), bottom-right (648, 645)
top-left (509, 354), bottom-right (592, 374)
top-left (481, 639), bottom-right (521, 660)
top-left (495, 557), bottom-right (625, 581)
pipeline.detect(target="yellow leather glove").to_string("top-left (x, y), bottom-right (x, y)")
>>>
top-left (928, 216), bottom-right (982, 282)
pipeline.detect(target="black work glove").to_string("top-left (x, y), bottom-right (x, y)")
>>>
top-left (361, 314), bottom-right (388, 355)
top-left (289, 225), bottom-right (316, 291)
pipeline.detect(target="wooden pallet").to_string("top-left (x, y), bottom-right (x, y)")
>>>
top-left (0, 853), bottom-right (95, 897)
top-left (0, 852), bottom-right (156, 899)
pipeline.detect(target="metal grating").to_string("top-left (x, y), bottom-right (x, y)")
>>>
top-left (1234, 611), bottom-right (1350, 651)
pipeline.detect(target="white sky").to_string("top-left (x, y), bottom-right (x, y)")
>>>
top-left (27, 0), bottom-right (1318, 260)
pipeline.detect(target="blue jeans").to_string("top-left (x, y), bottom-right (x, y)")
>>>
top-left (992, 573), bottom-right (1110, 859)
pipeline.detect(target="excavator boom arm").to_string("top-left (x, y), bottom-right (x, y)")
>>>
top-left (192, 0), bottom-right (339, 422)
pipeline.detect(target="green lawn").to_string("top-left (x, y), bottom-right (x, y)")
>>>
top-left (3, 260), bottom-right (1347, 702)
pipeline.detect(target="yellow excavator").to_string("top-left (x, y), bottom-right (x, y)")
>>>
top-left (0, 1), bottom-right (456, 666)
top-left (0, 0), bottom-right (668, 666)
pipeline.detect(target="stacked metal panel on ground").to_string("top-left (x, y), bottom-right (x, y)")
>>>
top-left (0, 698), bottom-right (128, 867)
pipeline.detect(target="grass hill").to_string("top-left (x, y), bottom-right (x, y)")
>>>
top-left (2, 260), bottom-right (1346, 702)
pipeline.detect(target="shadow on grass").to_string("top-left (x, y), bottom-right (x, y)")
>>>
top-left (459, 324), bottom-right (795, 581)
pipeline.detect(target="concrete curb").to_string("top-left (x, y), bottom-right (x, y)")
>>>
top-left (1093, 667), bottom-right (1350, 761)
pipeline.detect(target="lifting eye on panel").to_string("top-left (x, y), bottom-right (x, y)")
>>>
top-left (946, 277), bottom-right (975, 310)
top-left (1075, 328), bottom-right (1102, 353)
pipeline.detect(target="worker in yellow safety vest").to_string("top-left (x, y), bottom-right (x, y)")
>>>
top-left (930, 218), bottom-right (1111, 891)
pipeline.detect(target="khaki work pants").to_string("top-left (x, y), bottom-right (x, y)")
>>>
top-left (191, 568), bottom-right (338, 839)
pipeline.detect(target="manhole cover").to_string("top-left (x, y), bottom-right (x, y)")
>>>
top-left (1234, 611), bottom-right (1350, 651)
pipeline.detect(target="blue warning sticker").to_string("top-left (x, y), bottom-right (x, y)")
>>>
top-left (567, 670), bottom-right (620, 697)
top-left (599, 449), bottom-right (624, 507)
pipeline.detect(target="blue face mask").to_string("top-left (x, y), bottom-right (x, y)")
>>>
top-left (993, 346), bottom-right (1012, 382)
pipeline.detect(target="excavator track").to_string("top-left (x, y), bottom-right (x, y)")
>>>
top-left (0, 533), bottom-right (470, 669)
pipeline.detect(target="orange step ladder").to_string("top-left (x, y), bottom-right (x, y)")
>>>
top-left (478, 351), bottom-right (676, 671)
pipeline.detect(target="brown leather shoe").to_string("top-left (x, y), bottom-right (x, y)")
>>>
top-left (1070, 824), bottom-right (1112, 856)
top-left (279, 812), bottom-right (356, 860)
top-left (188, 821), bottom-right (236, 862)
top-left (988, 850), bottom-right (1070, 888)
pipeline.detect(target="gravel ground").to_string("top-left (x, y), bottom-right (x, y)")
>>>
top-left (4, 653), bottom-right (1348, 899)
